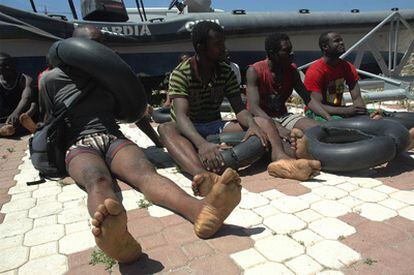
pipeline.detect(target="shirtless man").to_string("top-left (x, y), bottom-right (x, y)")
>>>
top-left (0, 53), bottom-right (37, 136)
top-left (158, 22), bottom-right (320, 183)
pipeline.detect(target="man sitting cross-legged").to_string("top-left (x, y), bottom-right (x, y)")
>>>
top-left (158, 21), bottom-right (320, 184)
top-left (304, 31), bottom-right (414, 150)
top-left (38, 44), bottom-right (242, 264)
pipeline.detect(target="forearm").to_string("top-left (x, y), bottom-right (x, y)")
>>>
top-left (316, 104), bottom-right (351, 116)
top-left (176, 115), bottom-right (207, 148)
top-left (353, 96), bottom-right (365, 108)
top-left (250, 105), bottom-right (271, 120)
top-left (308, 100), bottom-right (332, 120)
top-left (12, 96), bottom-right (31, 115)
top-left (26, 103), bottom-right (38, 117)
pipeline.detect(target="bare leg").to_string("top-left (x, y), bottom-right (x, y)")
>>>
top-left (67, 153), bottom-right (141, 263)
top-left (292, 117), bottom-right (321, 132)
top-left (409, 128), bottom-right (414, 150)
top-left (223, 117), bottom-right (291, 161)
top-left (158, 122), bottom-right (207, 176)
top-left (110, 144), bottom-right (242, 238)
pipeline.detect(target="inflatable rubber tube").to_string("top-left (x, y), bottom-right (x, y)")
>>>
top-left (206, 132), bottom-right (265, 170)
top-left (219, 99), bottom-right (232, 112)
top-left (152, 107), bottom-right (172, 124)
top-left (151, 101), bottom-right (234, 124)
top-left (305, 117), bottom-right (410, 172)
top-left (48, 38), bottom-right (147, 123)
top-left (383, 111), bottom-right (414, 129)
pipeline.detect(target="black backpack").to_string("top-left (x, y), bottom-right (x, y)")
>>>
top-left (28, 82), bottom-right (94, 185)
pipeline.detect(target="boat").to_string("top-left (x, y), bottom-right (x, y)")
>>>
top-left (1, 0), bottom-right (414, 90)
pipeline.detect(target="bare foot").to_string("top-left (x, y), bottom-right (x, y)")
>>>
top-left (268, 159), bottom-right (321, 181)
top-left (91, 198), bottom-right (142, 263)
top-left (409, 128), bottom-right (414, 151)
top-left (194, 168), bottom-right (242, 239)
top-left (0, 124), bottom-right (15, 137)
top-left (192, 171), bottom-right (221, 197)
top-left (290, 128), bottom-right (313, 159)
top-left (19, 113), bottom-right (37, 133)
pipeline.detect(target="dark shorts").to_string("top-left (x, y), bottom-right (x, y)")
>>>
top-left (193, 120), bottom-right (231, 138)
top-left (65, 132), bottom-right (135, 169)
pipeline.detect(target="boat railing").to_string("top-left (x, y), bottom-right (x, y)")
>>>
top-left (297, 10), bottom-right (414, 103)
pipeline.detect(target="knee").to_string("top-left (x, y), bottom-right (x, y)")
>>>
top-left (158, 122), bottom-right (176, 138)
top-left (81, 167), bottom-right (113, 191)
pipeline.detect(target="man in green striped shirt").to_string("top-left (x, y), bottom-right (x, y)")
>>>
top-left (158, 22), bottom-right (319, 195)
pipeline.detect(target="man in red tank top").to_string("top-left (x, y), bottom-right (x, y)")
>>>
top-left (245, 33), bottom-right (322, 180)
top-left (246, 33), bottom-right (326, 134)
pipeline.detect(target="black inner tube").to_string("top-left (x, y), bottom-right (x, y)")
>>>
top-left (206, 132), bottom-right (265, 170)
top-left (48, 38), bottom-right (147, 123)
top-left (305, 117), bottom-right (410, 172)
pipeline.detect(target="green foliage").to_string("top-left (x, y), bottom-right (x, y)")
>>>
top-left (89, 247), bottom-right (116, 271)
top-left (363, 258), bottom-right (377, 266)
top-left (138, 198), bottom-right (153, 209)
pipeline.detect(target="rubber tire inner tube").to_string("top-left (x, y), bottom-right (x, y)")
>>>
top-left (305, 117), bottom-right (410, 172)
top-left (206, 132), bottom-right (265, 170)
top-left (382, 111), bottom-right (414, 129)
top-left (48, 37), bottom-right (147, 123)
top-left (151, 100), bottom-right (234, 124)
top-left (152, 107), bottom-right (172, 124)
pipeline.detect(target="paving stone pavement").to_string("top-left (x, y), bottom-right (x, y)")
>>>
top-left (1, 121), bottom-right (414, 275)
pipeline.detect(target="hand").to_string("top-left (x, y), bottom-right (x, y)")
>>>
top-left (242, 123), bottom-right (269, 149)
top-left (5, 111), bottom-right (20, 126)
top-left (346, 106), bottom-right (368, 116)
top-left (198, 142), bottom-right (225, 173)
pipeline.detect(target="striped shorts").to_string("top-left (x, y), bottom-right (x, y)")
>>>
top-left (65, 132), bottom-right (135, 168)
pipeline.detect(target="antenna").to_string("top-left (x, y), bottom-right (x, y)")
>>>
top-left (29, 0), bottom-right (37, 13)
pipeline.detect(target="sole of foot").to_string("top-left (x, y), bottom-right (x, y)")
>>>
top-left (194, 168), bottom-right (242, 239)
top-left (268, 159), bottom-right (321, 181)
top-left (19, 113), bottom-right (37, 133)
top-left (91, 198), bottom-right (142, 263)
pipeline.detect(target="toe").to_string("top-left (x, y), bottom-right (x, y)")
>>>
top-left (104, 199), bottom-right (123, 216)
top-left (310, 160), bottom-right (322, 170)
top-left (91, 217), bottom-right (101, 227)
top-left (92, 227), bottom-right (101, 236)
top-left (93, 211), bottom-right (104, 224)
top-left (96, 204), bottom-right (109, 216)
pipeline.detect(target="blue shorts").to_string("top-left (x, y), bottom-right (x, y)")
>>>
top-left (193, 120), bottom-right (229, 138)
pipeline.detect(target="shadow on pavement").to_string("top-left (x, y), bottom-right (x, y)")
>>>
top-left (143, 146), bottom-right (176, 168)
top-left (213, 224), bottom-right (265, 238)
top-left (118, 253), bottom-right (164, 274)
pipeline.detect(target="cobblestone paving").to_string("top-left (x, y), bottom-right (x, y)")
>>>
top-left (1, 122), bottom-right (414, 275)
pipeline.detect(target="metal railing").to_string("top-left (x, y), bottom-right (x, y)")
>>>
top-left (297, 11), bottom-right (414, 103)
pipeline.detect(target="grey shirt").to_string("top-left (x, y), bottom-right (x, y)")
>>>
top-left (39, 67), bottom-right (123, 146)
